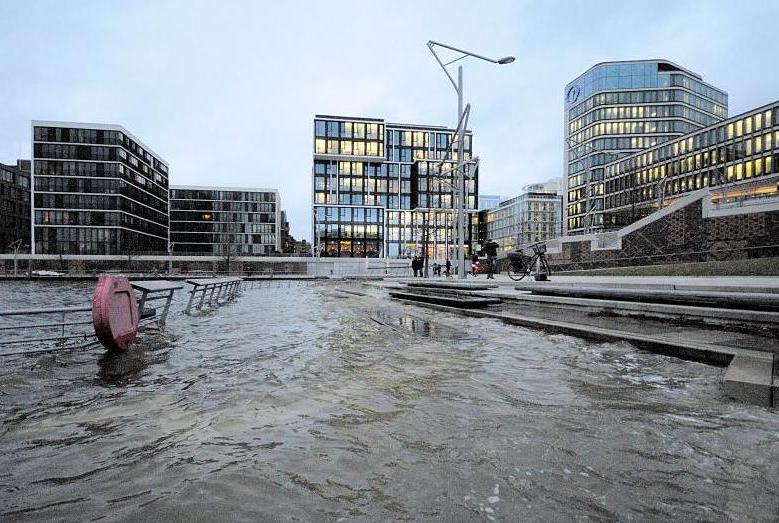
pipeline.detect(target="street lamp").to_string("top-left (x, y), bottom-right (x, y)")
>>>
top-left (10, 239), bottom-right (23, 277)
top-left (427, 40), bottom-right (514, 279)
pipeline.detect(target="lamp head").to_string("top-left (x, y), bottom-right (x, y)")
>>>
top-left (497, 56), bottom-right (515, 65)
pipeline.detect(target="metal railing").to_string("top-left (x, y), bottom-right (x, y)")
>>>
top-left (184, 277), bottom-right (243, 314)
top-left (0, 305), bottom-right (97, 355)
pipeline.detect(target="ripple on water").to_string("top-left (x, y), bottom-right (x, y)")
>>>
top-left (0, 280), bottom-right (778, 521)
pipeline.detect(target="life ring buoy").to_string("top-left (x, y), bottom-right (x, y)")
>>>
top-left (92, 275), bottom-right (139, 352)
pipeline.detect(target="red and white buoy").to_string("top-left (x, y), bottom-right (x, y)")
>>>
top-left (92, 275), bottom-right (139, 352)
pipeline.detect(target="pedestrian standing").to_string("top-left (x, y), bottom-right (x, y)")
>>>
top-left (484, 239), bottom-right (499, 279)
top-left (445, 258), bottom-right (451, 278)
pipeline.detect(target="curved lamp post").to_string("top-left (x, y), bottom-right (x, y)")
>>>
top-left (427, 40), bottom-right (514, 278)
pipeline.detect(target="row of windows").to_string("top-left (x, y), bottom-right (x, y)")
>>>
top-left (569, 119), bottom-right (699, 147)
top-left (314, 139), bottom-right (385, 157)
top-left (36, 210), bottom-right (168, 237)
top-left (34, 159), bottom-right (168, 201)
top-left (170, 201), bottom-right (276, 213)
top-left (314, 161), bottom-right (413, 177)
top-left (169, 211), bottom-right (276, 224)
top-left (568, 87), bottom-right (726, 120)
top-left (606, 108), bottom-right (778, 177)
top-left (569, 103), bottom-right (721, 134)
top-left (171, 232), bottom-right (277, 245)
top-left (170, 221), bottom-right (276, 234)
top-left (34, 126), bottom-right (168, 175)
top-left (170, 190), bottom-right (276, 202)
top-left (314, 192), bottom-right (412, 208)
top-left (314, 206), bottom-right (383, 223)
top-left (35, 189), bottom-right (167, 222)
top-left (315, 120), bottom-right (384, 140)
top-left (568, 135), bottom-right (676, 178)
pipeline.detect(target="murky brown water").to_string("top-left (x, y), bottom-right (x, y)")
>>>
top-left (1, 280), bottom-right (778, 521)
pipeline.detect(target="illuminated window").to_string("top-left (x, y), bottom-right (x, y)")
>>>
top-left (736, 120), bottom-right (743, 137)
top-left (726, 165), bottom-right (734, 181)
top-left (340, 140), bottom-right (352, 155)
top-left (326, 140), bottom-right (339, 154)
top-left (353, 141), bottom-right (365, 155)
top-left (735, 163), bottom-right (743, 180)
top-left (315, 139), bottom-right (326, 154)
top-left (745, 117), bottom-right (752, 134)
top-left (726, 123), bottom-right (734, 139)
top-left (755, 113), bottom-right (763, 130)
top-left (756, 136), bottom-right (763, 153)
top-left (766, 132), bottom-right (773, 150)
top-left (755, 158), bottom-right (763, 176)
top-left (745, 161), bottom-right (752, 178)
top-left (367, 142), bottom-right (378, 156)
top-left (767, 156), bottom-right (773, 173)
top-left (354, 123), bottom-right (365, 139)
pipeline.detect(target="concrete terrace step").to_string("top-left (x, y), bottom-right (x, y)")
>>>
top-left (389, 291), bottom-right (502, 309)
top-left (405, 281), bottom-right (499, 291)
top-left (515, 280), bottom-right (779, 294)
top-left (516, 286), bottom-right (779, 312)
top-left (482, 290), bottom-right (779, 327)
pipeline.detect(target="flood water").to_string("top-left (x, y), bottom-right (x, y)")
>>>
top-left (1, 280), bottom-right (778, 521)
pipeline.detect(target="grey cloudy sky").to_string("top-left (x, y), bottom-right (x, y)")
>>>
top-left (1, 0), bottom-right (777, 240)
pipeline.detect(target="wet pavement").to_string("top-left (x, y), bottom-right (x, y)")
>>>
top-left (1, 280), bottom-right (778, 521)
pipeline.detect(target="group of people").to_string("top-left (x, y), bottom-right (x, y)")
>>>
top-left (411, 257), bottom-right (452, 278)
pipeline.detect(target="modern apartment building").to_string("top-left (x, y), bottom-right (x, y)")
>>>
top-left (312, 115), bottom-right (477, 259)
top-left (169, 186), bottom-right (281, 255)
top-left (602, 100), bottom-right (779, 226)
top-left (31, 121), bottom-right (169, 255)
top-left (479, 182), bottom-right (562, 252)
top-left (0, 160), bottom-right (31, 251)
top-left (564, 60), bottom-right (728, 234)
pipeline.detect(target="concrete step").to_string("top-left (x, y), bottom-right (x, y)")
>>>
top-left (389, 291), bottom-right (501, 309)
top-left (514, 280), bottom-right (779, 294)
top-left (516, 286), bottom-right (779, 311)
top-left (483, 291), bottom-right (779, 327)
top-left (406, 281), bottom-right (499, 291)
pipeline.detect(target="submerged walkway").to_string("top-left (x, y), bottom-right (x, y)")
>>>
top-left (374, 275), bottom-right (779, 407)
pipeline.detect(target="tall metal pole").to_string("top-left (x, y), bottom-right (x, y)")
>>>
top-left (457, 65), bottom-right (466, 279)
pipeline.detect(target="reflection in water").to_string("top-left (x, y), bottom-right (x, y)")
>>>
top-left (0, 280), bottom-right (777, 522)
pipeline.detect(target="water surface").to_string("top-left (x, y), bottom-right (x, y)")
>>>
top-left (1, 280), bottom-right (777, 521)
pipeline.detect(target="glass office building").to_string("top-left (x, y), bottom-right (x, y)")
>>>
top-left (169, 186), bottom-right (281, 255)
top-left (0, 160), bottom-right (31, 252)
top-left (564, 60), bottom-right (728, 234)
top-left (31, 121), bottom-right (169, 255)
top-left (312, 115), bottom-right (477, 259)
top-left (603, 100), bottom-right (779, 226)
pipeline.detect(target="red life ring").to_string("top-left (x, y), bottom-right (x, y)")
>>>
top-left (92, 275), bottom-right (139, 352)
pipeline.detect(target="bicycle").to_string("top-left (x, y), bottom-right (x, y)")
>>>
top-left (507, 242), bottom-right (552, 281)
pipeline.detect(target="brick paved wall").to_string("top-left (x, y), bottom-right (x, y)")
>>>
top-left (547, 202), bottom-right (779, 271)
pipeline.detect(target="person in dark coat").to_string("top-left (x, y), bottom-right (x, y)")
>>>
top-left (445, 258), bottom-right (451, 277)
top-left (484, 239), bottom-right (499, 279)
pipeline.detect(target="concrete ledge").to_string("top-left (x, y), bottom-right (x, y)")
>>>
top-left (406, 281), bottom-right (499, 290)
top-left (723, 353), bottom-right (775, 407)
top-left (482, 291), bottom-right (779, 327)
top-left (389, 292), bottom-right (502, 309)
top-left (518, 286), bottom-right (779, 311)
top-left (513, 281), bottom-right (779, 294)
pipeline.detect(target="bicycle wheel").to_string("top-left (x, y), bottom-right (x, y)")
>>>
top-left (507, 259), bottom-right (529, 281)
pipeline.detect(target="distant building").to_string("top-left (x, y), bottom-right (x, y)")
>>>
top-left (32, 121), bottom-right (169, 255)
top-left (169, 186), bottom-right (281, 255)
top-left (479, 183), bottom-right (562, 252)
top-left (312, 115), bottom-right (477, 259)
top-left (294, 239), bottom-right (311, 256)
top-left (0, 160), bottom-right (31, 252)
top-left (564, 60), bottom-right (728, 234)
top-left (478, 194), bottom-right (501, 210)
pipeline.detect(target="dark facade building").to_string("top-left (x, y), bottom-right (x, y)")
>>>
top-left (564, 60), bottom-right (728, 234)
top-left (169, 186), bottom-right (281, 256)
top-left (0, 160), bottom-right (31, 252)
top-left (32, 121), bottom-right (169, 255)
top-left (312, 115), bottom-right (477, 259)
top-left (602, 100), bottom-right (779, 227)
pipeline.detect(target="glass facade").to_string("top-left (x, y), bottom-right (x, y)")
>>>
top-left (32, 122), bottom-right (169, 255)
top-left (0, 161), bottom-right (31, 252)
top-left (169, 187), bottom-right (280, 256)
top-left (602, 101), bottom-right (779, 226)
top-left (312, 115), bottom-right (477, 259)
top-left (564, 60), bottom-right (728, 234)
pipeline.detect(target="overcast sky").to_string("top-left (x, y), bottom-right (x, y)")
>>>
top-left (1, 0), bottom-right (777, 240)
